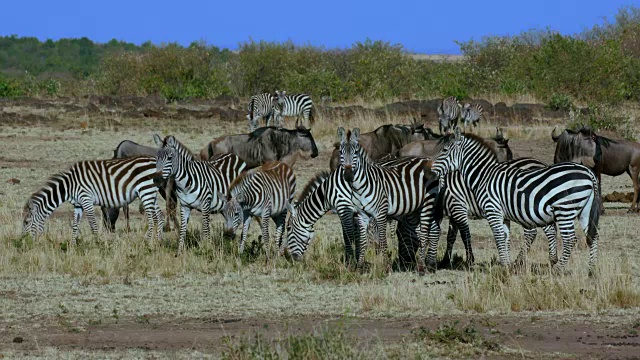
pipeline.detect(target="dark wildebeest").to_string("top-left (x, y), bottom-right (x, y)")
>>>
top-left (101, 134), bottom-right (179, 232)
top-left (200, 126), bottom-right (319, 168)
top-left (328, 123), bottom-right (440, 171)
top-left (399, 128), bottom-right (512, 162)
top-left (552, 126), bottom-right (640, 213)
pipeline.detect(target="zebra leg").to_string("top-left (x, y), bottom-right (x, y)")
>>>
top-left (178, 205), bottom-right (191, 253)
top-left (261, 210), bottom-right (272, 261)
top-left (486, 212), bottom-right (511, 266)
top-left (82, 200), bottom-right (99, 237)
top-left (423, 218), bottom-right (442, 274)
top-left (201, 204), bottom-right (211, 245)
top-left (514, 228), bottom-right (537, 266)
top-left (71, 206), bottom-right (84, 245)
top-left (123, 204), bottom-right (131, 232)
top-left (551, 218), bottom-right (579, 274)
top-left (542, 225), bottom-right (558, 266)
top-left (355, 212), bottom-right (371, 269)
top-left (165, 178), bottom-right (178, 232)
top-left (374, 214), bottom-right (389, 256)
top-left (239, 216), bottom-right (252, 255)
top-left (337, 208), bottom-right (357, 266)
top-left (438, 222), bottom-right (458, 269)
top-left (274, 212), bottom-right (287, 253)
top-left (155, 204), bottom-right (164, 242)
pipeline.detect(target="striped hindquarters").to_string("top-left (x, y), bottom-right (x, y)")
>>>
top-left (461, 103), bottom-right (483, 126)
top-left (275, 91), bottom-right (313, 123)
top-left (232, 161), bottom-right (296, 215)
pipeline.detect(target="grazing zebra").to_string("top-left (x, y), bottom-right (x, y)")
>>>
top-left (155, 136), bottom-right (247, 252)
top-left (273, 90), bottom-right (314, 128)
top-left (23, 156), bottom-right (163, 244)
top-left (437, 96), bottom-right (462, 134)
top-left (431, 129), bottom-right (600, 273)
top-left (220, 161), bottom-right (296, 259)
top-left (247, 93), bottom-right (279, 132)
top-left (460, 103), bottom-right (483, 132)
top-left (337, 127), bottom-right (441, 274)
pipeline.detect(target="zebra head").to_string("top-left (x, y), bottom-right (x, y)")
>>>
top-left (219, 192), bottom-right (244, 240)
top-left (155, 147), bottom-right (174, 181)
top-left (432, 127), bottom-right (464, 179)
top-left (337, 127), bottom-right (361, 183)
top-left (437, 104), bottom-right (451, 133)
top-left (22, 197), bottom-right (44, 238)
top-left (285, 202), bottom-right (314, 261)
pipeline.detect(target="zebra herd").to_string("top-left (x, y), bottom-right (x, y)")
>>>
top-left (22, 96), bottom-right (601, 275)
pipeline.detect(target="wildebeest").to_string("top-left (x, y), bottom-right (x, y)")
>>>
top-left (201, 126), bottom-right (319, 168)
top-left (399, 128), bottom-right (512, 162)
top-left (101, 134), bottom-right (178, 232)
top-left (328, 123), bottom-right (439, 171)
top-left (552, 126), bottom-right (640, 212)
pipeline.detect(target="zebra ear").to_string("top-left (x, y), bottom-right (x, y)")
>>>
top-left (337, 127), bottom-right (347, 143)
top-left (454, 127), bottom-right (462, 140)
top-left (153, 134), bottom-right (163, 147)
top-left (352, 128), bottom-right (361, 143)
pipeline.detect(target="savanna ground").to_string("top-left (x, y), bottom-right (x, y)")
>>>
top-left (1, 97), bottom-right (640, 359)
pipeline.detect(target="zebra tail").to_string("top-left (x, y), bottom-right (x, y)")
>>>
top-left (587, 184), bottom-right (601, 243)
top-left (309, 106), bottom-right (315, 124)
top-left (207, 142), bottom-right (214, 160)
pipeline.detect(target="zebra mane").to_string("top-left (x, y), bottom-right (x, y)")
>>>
top-left (163, 136), bottom-right (195, 160)
top-left (26, 170), bottom-right (71, 211)
top-left (436, 132), bottom-right (498, 157)
top-left (298, 171), bottom-right (331, 203)
top-left (228, 161), bottom-right (283, 194)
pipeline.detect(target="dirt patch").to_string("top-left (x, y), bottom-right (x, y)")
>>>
top-left (2, 315), bottom-right (638, 358)
top-left (604, 191), bottom-right (635, 203)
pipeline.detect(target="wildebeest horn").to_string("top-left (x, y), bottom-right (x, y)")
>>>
top-left (551, 127), bottom-right (560, 142)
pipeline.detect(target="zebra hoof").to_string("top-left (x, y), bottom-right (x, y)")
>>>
top-left (551, 264), bottom-right (571, 276)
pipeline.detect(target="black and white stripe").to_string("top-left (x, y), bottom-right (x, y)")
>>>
top-left (437, 96), bottom-right (462, 134)
top-left (431, 130), bottom-right (600, 273)
top-left (437, 158), bottom-right (560, 269)
top-left (461, 103), bottom-right (483, 130)
top-left (221, 161), bottom-right (296, 258)
top-left (247, 93), bottom-right (279, 132)
top-left (286, 161), bottom-right (438, 270)
top-left (337, 127), bottom-right (441, 274)
top-left (23, 156), bottom-right (163, 243)
top-left (155, 136), bottom-right (247, 252)
top-left (274, 90), bottom-right (314, 128)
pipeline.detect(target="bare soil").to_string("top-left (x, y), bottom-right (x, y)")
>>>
top-left (2, 314), bottom-right (639, 358)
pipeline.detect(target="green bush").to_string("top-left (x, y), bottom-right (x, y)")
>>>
top-left (0, 74), bottom-right (23, 98)
top-left (546, 93), bottom-right (574, 111)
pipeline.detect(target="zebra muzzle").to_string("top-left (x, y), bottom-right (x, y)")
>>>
top-left (344, 166), bottom-right (354, 183)
top-left (223, 229), bottom-right (236, 240)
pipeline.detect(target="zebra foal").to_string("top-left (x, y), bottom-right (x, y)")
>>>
top-left (431, 129), bottom-right (600, 273)
top-left (220, 161), bottom-right (296, 259)
top-left (23, 156), bottom-right (163, 244)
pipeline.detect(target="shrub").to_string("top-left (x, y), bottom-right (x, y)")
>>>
top-left (0, 74), bottom-right (24, 98)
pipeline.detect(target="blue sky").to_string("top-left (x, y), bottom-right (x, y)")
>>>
top-left (1, 0), bottom-right (634, 53)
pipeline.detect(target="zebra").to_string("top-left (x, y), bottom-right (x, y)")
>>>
top-left (431, 129), bottom-right (601, 274)
top-left (23, 156), bottom-right (164, 244)
top-left (220, 161), bottom-right (296, 259)
top-left (273, 90), bottom-right (314, 129)
top-left (460, 103), bottom-right (483, 132)
top-left (247, 93), bottom-right (279, 132)
top-left (155, 136), bottom-right (247, 252)
top-left (437, 158), bottom-right (560, 269)
top-left (337, 127), bottom-right (441, 274)
top-left (437, 96), bottom-right (462, 134)
top-left (285, 162), bottom-right (439, 270)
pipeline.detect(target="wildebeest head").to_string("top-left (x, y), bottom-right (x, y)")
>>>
top-left (552, 126), bottom-right (597, 168)
top-left (338, 127), bottom-right (361, 183)
top-left (491, 128), bottom-right (513, 163)
top-left (291, 126), bottom-right (319, 159)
